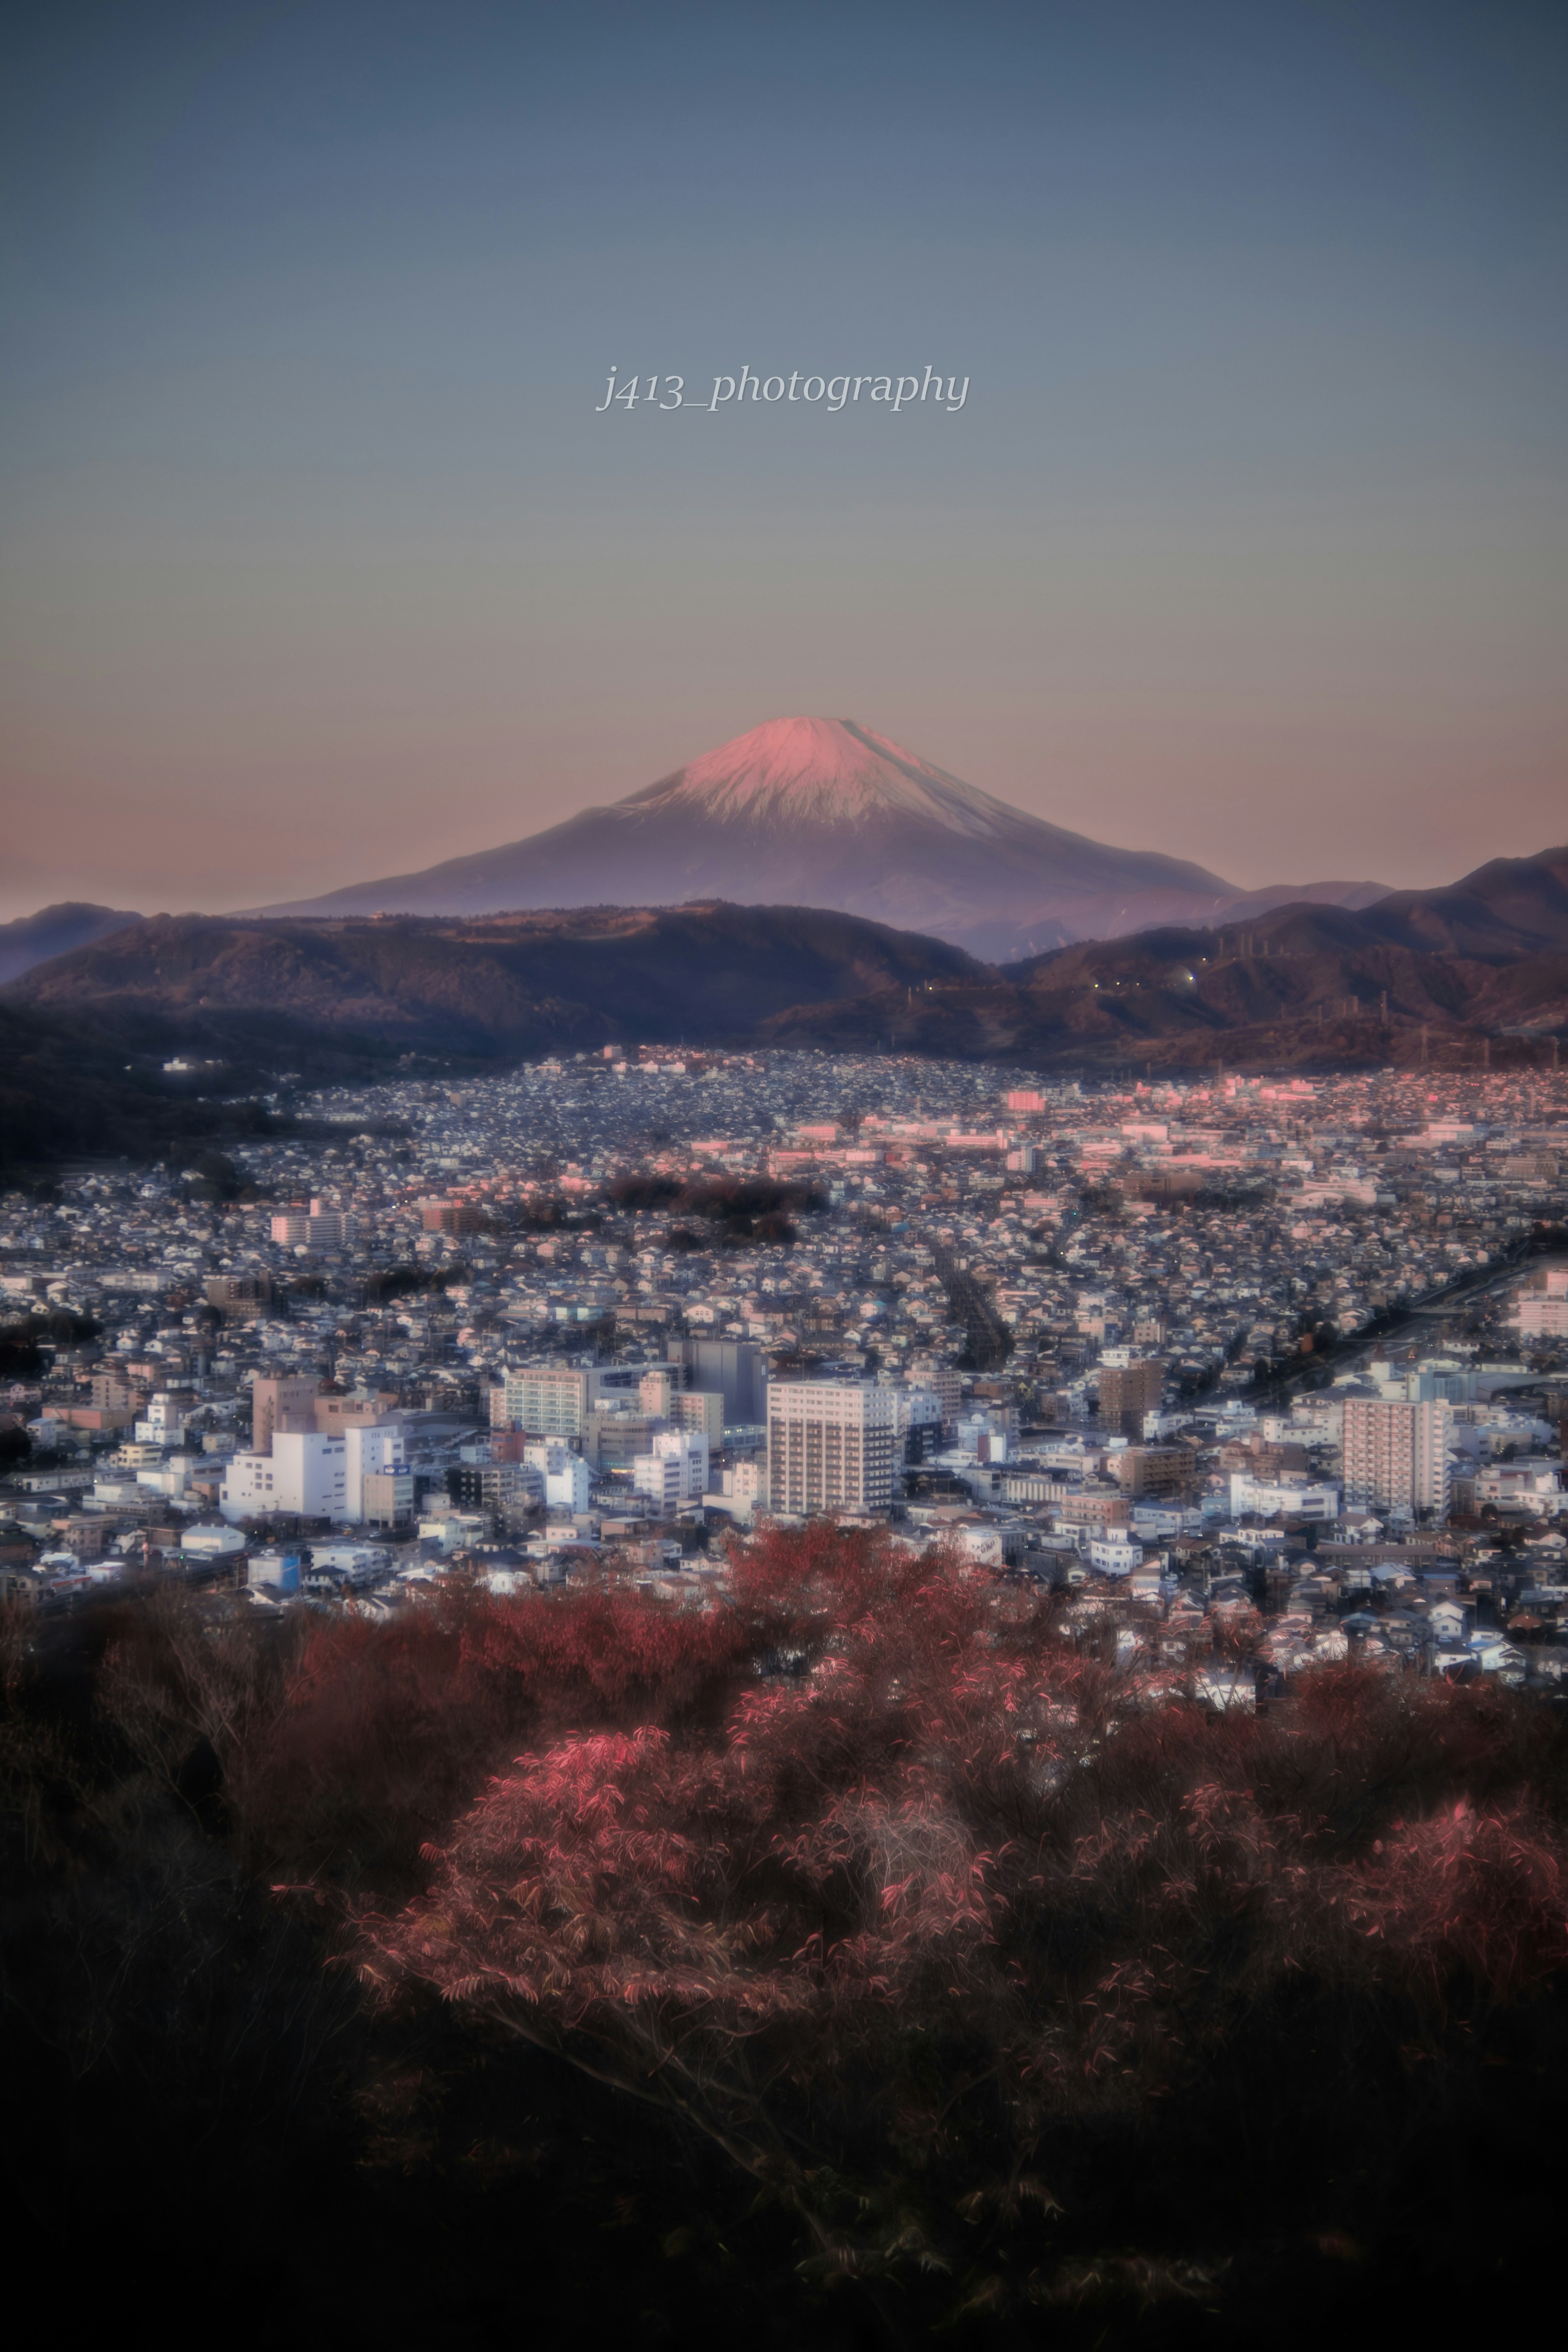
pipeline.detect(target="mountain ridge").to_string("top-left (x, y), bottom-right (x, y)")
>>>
top-left (8, 847), bottom-right (1566, 1076)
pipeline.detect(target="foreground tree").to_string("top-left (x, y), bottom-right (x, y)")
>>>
top-left (350, 1529), bottom-right (1568, 2318)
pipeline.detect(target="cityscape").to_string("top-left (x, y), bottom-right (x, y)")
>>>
top-left (7, 1049), bottom-right (1566, 1681)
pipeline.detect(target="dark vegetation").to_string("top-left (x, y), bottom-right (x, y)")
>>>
top-left (0, 1003), bottom-right (312, 1172)
top-left (4, 1529), bottom-right (1566, 2345)
top-left (360, 1263), bottom-right (472, 1302)
top-left (612, 1173), bottom-right (826, 1247)
top-left (0, 1308), bottom-right (99, 1378)
top-left (9, 902), bottom-right (984, 1053)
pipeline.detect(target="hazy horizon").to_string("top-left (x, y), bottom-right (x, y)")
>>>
top-left (3, 0), bottom-right (1565, 920)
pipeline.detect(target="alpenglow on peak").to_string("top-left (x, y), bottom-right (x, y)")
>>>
top-left (626, 716), bottom-right (1018, 838)
top-left (252, 713), bottom-right (1388, 960)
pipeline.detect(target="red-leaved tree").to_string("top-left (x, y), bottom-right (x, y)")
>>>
top-left (345, 1528), bottom-right (1568, 2298)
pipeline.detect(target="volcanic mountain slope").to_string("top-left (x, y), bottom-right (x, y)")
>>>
top-left (256, 715), bottom-right (1388, 958)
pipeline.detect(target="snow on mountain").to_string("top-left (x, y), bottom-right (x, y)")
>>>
top-left (627, 717), bottom-right (1021, 838)
top-left (255, 716), bottom-right (1392, 958)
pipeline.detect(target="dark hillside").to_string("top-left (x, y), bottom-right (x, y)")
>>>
top-left (0, 901), bottom-right (142, 986)
top-left (10, 902), bottom-right (987, 1051)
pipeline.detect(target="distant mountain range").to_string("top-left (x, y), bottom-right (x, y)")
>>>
top-left (0, 901), bottom-right (142, 987)
top-left (4, 841), bottom-right (1563, 1096)
top-left (253, 716), bottom-right (1391, 960)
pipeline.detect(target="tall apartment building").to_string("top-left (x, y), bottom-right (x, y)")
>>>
top-left (1342, 1397), bottom-right (1452, 1517)
top-left (203, 1273), bottom-right (270, 1321)
top-left (907, 1361), bottom-right (962, 1433)
top-left (490, 1367), bottom-right (589, 1439)
top-left (766, 1382), bottom-right (898, 1516)
top-left (1111, 1445), bottom-right (1194, 1499)
top-left (1098, 1358), bottom-right (1165, 1437)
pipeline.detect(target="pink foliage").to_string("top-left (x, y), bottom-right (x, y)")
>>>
top-left (343, 1530), bottom-right (1568, 2239)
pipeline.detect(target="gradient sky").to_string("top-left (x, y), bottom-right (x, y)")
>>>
top-left (2, 0), bottom-right (1564, 917)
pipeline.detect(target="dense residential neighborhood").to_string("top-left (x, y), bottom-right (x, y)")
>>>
top-left (3, 1050), bottom-right (1565, 1697)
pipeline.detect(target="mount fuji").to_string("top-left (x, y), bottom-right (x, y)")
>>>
top-left (259, 717), bottom-right (1388, 957)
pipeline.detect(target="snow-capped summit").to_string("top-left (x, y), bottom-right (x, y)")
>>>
top-left (630, 717), bottom-right (1019, 839)
top-left (259, 718), bottom-right (1388, 958)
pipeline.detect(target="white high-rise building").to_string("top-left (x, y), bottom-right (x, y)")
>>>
top-left (631, 1430), bottom-right (708, 1517)
top-left (1342, 1398), bottom-right (1452, 1517)
top-left (766, 1382), bottom-right (898, 1515)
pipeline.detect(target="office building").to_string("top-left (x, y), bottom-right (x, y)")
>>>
top-left (343, 1422), bottom-right (410, 1521)
top-left (679, 1338), bottom-right (765, 1424)
top-left (220, 1430), bottom-right (348, 1523)
top-left (446, 1459), bottom-right (544, 1522)
top-left (524, 1439), bottom-right (594, 1514)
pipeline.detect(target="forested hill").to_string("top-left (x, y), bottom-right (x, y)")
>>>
top-left (8, 902), bottom-right (986, 1051)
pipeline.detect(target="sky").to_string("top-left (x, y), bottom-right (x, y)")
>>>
top-left (1, 0), bottom-right (1564, 918)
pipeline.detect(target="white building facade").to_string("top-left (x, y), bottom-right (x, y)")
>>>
top-left (220, 1431), bottom-right (349, 1523)
top-left (632, 1430), bottom-right (708, 1517)
top-left (524, 1439), bottom-right (593, 1514)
